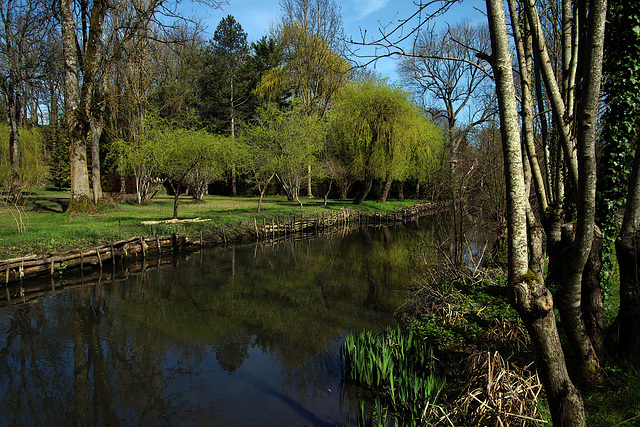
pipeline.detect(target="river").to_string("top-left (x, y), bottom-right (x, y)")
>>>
top-left (0, 221), bottom-right (464, 426)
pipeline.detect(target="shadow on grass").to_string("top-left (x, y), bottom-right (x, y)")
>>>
top-left (30, 196), bottom-right (69, 213)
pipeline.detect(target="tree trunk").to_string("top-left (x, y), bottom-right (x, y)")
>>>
top-left (307, 164), bottom-right (314, 198)
top-left (354, 175), bottom-right (374, 205)
top-left (542, 208), bottom-right (564, 288)
top-left (323, 180), bottom-right (332, 207)
top-left (257, 189), bottom-right (265, 213)
top-left (256, 172), bottom-right (276, 213)
top-left (485, 0), bottom-right (586, 423)
top-left (558, 224), bottom-right (602, 382)
top-left (90, 113), bottom-right (104, 205)
top-left (378, 177), bottom-right (393, 203)
top-left (511, 277), bottom-right (586, 427)
top-left (616, 234), bottom-right (640, 358)
top-left (61, 0), bottom-right (108, 212)
top-left (170, 181), bottom-right (180, 220)
top-left (555, 0), bottom-right (606, 379)
top-left (6, 90), bottom-right (21, 195)
top-left (397, 182), bottom-right (404, 202)
top-left (617, 138), bottom-right (640, 359)
top-left (582, 226), bottom-right (605, 357)
top-left (231, 165), bottom-right (237, 197)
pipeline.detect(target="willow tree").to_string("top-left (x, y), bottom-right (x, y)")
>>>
top-left (329, 77), bottom-right (443, 204)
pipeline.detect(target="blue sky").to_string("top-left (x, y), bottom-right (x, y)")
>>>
top-left (185, 0), bottom-right (487, 82)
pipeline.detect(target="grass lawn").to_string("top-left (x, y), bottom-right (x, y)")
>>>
top-left (1, 189), bottom-right (424, 259)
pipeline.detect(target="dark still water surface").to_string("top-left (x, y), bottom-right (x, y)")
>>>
top-left (0, 224), bottom-right (434, 426)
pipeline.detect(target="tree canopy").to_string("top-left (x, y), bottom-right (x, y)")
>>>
top-left (329, 77), bottom-right (443, 204)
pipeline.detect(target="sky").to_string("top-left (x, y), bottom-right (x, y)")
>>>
top-left (182, 0), bottom-right (487, 82)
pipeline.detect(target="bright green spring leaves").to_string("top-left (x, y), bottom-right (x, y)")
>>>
top-left (0, 124), bottom-right (46, 189)
top-left (341, 325), bottom-right (445, 425)
top-left (329, 77), bottom-right (444, 185)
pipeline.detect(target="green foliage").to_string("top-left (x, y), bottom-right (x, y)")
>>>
top-left (584, 362), bottom-right (640, 426)
top-left (597, 0), bottom-right (640, 292)
top-left (239, 103), bottom-right (326, 202)
top-left (256, 22), bottom-right (350, 116)
top-left (192, 15), bottom-right (256, 133)
top-left (406, 277), bottom-right (521, 352)
top-left (0, 124), bottom-right (47, 190)
top-left (341, 325), bottom-right (446, 425)
top-left (328, 77), bottom-right (444, 184)
top-left (110, 114), bottom-right (234, 205)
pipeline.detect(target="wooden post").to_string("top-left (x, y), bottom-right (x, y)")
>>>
top-left (111, 244), bottom-right (116, 264)
top-left (156, 235), bottom-right (161, 253)
top-left (200, 231), bottom-right (204, 248)
top-left (141, 237), bottom-right (146, 258)
top-left (97, 249), bottom-right (102, 269)
top-left (80, 251), bottom-right (84, 271)
top-left (5, 264), bottom-right (9, 284)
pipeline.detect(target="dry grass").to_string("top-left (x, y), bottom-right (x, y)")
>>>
top-left (453, 351), bottom-right (546, 426)
top-left (481, 317), bottom-right (531, 354)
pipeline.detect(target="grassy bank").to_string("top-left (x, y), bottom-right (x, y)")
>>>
top-left (1, 189), bottom-right (422, 259)
top-left (344, 272), bottom-right (640, 426)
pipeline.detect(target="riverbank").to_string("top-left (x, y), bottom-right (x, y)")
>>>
top-left (1, 189), bottom-right (436, 283)
top-left (353, 269), bottom-right (640, 426)
top-left (1, 189), bottom-right (431, 258)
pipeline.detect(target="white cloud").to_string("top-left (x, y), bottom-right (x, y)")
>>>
top-left (352, 0), bottom-right (390, 20)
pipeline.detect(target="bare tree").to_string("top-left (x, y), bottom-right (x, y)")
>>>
top-left (59, 0), bottom-right (221, 211)
top-left (399, 22), bottom-right (494, 264)
top-left (399, 22), bottom-right (493, 173)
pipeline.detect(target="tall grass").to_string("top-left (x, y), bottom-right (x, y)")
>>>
top-left (341, 325), bottom-right (446, 426)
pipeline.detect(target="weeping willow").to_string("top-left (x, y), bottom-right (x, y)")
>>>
top-left (0, 124), bottom-right (47, 190)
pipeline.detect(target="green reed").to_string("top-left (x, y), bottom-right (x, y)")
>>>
top-left (341, 325), bottom-right (446, 425)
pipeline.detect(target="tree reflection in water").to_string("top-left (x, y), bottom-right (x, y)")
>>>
top-left (0, 223), bottom-right (450, 425)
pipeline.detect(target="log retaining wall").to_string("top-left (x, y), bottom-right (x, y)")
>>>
top-left (1, 203), bottom-right (437, 285)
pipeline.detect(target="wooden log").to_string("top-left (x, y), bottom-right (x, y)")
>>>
top-left (0, 254), bottom-right (38, 264)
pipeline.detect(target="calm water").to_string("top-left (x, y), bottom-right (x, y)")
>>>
top-left (0, 224), bottom-right (437, 426)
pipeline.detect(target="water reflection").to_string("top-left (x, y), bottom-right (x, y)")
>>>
top-left (0, 224), bottom-right (427, 426)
